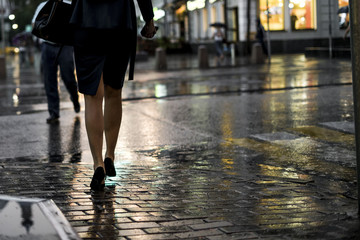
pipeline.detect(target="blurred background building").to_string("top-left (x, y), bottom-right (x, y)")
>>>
top-left (0, 0), bottom-right (351, 57)
top-left (152, 0), bottom-right (350, 56)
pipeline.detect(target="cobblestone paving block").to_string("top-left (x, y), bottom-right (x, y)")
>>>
top-left (189, 221), bottom-right (233, 230)
top-left (159, 219), bottom-right (206, 227)
top-left (117, 229), bottom-right (147, 237)
top-left (175, 229), bottom-right (224, 238)
top-left (144, 225), bottom-right (190, 234)
top-left (128, 233), bottom-right (178, 240)
top-left (130, 216), bottom-right (177, 222)
top-left (116, 222), bottom-right (160, 229)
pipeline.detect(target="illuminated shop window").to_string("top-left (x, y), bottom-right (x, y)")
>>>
top-left (289, 0), bottom-right (316, 30)
top-left (227, 8), bottom-right (239, 42)
top-left (259, 0), bottom-right (284, 31)
top-left (338, 0), bottom-right (349, 8)
top-left (338, 0), bottom-right (349, 29)
top-left (202, 8), bottom-right (208, 38)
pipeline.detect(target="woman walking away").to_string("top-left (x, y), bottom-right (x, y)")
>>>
top-left (70, 0), bottom-right (156, 191)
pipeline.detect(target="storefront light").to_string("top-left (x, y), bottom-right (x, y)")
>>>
top-left (153, 7), bottom-right (165, 21)
top-left (176, 5), bottom-right (186, 15)
top-left (187, 0), bottom-right (205, 11)
top-left (260, 0), bottom-right (285, 31)
top-left (289, 0), bottom-right (316, 30)
top-left (209, 0), bottom-right (217, 3)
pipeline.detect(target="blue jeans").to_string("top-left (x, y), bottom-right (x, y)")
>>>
top-left (41, 43), bottom-right (79, 118)
top-left (215, 41), bottom-right (223, 57)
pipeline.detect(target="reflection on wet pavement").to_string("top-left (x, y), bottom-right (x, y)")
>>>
top-left (0, 54), bottom-right (353, 116)
top-left (47, 116), bottom-right (82, 163)
top-left (128, 54), bottom-right (352, 101)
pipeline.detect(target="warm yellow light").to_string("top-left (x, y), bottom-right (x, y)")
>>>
top-left (12, 24), bottom-right (18, 30)
top-left (176, 5), bottom-right (186, 15)
top-left (187, 0), bottom-right (205, 11)
top-left (8, 14), bottom-right (15, 20)
top-left (154, 7), bottom-right (165, 20)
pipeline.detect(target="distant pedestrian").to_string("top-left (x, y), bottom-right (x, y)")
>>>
top-left (12, 32), bottom-right (33, 66)
top-left (256, 18), bottom-right (268, 56)
top-left (70, 0), bottom-right (157, 190)
top-left (212, 27), bottom-right (225, 65)
top-left (290, 13), bottom-right (298, 31)
top-left (32, 1), bottom-right (80, 124)
top-left (18, 43), bottom-right (27, 66)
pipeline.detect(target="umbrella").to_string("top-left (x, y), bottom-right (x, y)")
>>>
top-left (210, 22), bottom-right (227, 28)
top-left (337, 5), bottom-right (349, 14)
top-left (12, 31), bottom-right (32, 46)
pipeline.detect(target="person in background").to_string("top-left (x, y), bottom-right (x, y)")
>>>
top-left (32, 1), bottom-right (80, 124)
top-left (256, 18), bottom-right (268, 56)
top-left (212, 26), bottom-right (225, 65)
top-left (70, 0), bottom-right (156, 190)
top-left (290, 13), bottom-right (298, 31)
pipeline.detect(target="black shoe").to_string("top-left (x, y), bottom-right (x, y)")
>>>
top-left (73, 101), bottom-right (80, 113)
top-left (104, 158), bottom-right (116, 177)
top-left (90, 167), bottom-right (105, 191)
top-left (46, 115), bottom-right (59, 124)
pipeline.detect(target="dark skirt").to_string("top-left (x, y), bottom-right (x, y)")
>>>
top-left (73, 28), bottom-right (133, 95)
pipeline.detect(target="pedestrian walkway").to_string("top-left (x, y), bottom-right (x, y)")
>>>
top-left (0, 53), bottom-right (359, 239)
top-left (0, 120), bottom-right (358, 239)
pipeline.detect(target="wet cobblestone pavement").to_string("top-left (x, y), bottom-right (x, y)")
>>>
top-left (0, 54), bottom-right (360, 239)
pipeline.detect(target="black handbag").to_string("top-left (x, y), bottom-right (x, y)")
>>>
top-left (32, 0), bottom-right (75, 45)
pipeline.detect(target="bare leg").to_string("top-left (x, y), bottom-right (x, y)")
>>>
top-left (104, 85), bottom-right (122, 162)
top-left (84, 76), bottom-right (105, 170)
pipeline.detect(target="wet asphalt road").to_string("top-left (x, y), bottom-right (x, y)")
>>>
top-left (0, 53), bottom-right (359, 239)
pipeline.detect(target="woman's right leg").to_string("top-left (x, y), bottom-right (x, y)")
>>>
top-left (84, 76), bottom-right (105, 170)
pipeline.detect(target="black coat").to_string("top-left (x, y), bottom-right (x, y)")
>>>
top-left (70, 0), bottom-right (154, 80)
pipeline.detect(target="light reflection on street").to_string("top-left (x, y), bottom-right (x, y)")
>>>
top-left (257, 164), bottom-right (311, 181)
top-left (12, 88), bottom-right (20, 107)
top-left (255, 162), bottom-right (323, 229)
top-left (10, 55), bottom-right (20, 82)
top-left (220, 103), bottom-right (236, 174)
top-left (154, 83), bottom-right (167, 98)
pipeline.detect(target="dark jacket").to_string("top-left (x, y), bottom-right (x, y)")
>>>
top-left (70, 0), bottom-right (154, 80)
